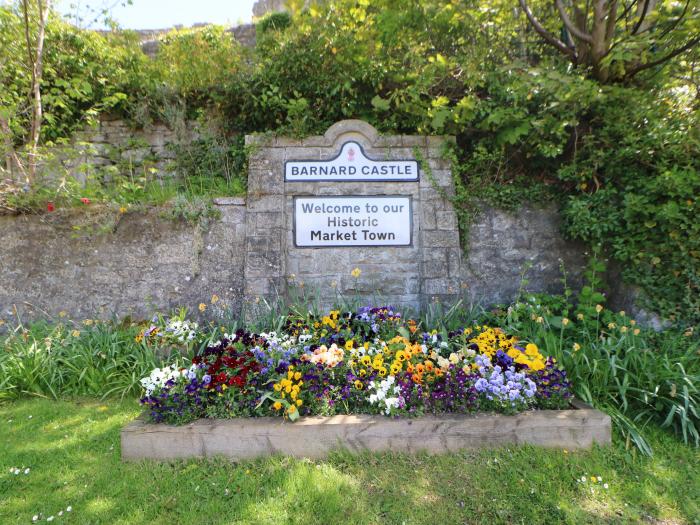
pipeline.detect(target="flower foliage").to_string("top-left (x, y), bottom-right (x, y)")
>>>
top-left (139, 306), bottom-right (572, 424)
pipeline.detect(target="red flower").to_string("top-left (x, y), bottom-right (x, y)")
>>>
top-left (46, 202), bottom-right (55, 212)
top-left (228, 375), bottom-right (245, 388)
top-left (80, 197), bottom-right (90, 204)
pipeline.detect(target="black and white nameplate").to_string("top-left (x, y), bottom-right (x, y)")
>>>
top-left (294, 196), bottom-right (412, 247)
top-left (285, 142), bottom-right (419, 182)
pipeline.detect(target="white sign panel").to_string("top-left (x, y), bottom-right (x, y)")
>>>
top-left (294, 196), bottom-right (412, 247)
top-left (285, 141), bottom-right (419, 182)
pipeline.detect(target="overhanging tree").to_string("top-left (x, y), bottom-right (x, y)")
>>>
top-left (518, 0), bottom-right (700, 83)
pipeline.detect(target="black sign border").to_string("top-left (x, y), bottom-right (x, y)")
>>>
top-left (284, 141), bottom-right (420, 183)
top-left (293, 195), bottom-right (414, 248)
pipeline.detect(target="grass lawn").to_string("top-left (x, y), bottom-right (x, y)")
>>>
top-left (1, 399), bottom-right (698, 524)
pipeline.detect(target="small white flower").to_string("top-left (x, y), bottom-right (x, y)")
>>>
top-left (32, 516), bottom-right (38, 522)
top-left (24, 468), bottom-right (30, 474)
top-left (58, 511), bottom-right (63, 516)
top-left (47, 516), bottom-right (54, 522)
top-left (66, 506), bottom-right (72, 512)
top-left (28, 415), bottom-right (33, 419)
top-left (597, 476), bottom-right (602, 482)
top-left (603, 483), bottom-right (609, 489)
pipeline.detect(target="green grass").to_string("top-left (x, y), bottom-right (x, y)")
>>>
top-left (1, 399), bottom-right (698, 524)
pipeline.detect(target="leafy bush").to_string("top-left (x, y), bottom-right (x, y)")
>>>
top-left (256, 11), bottom-right (292, 35)
top-left (0, 6), bottom-right (148, 145)
top-left (170, 133), bottom-right (247, 196)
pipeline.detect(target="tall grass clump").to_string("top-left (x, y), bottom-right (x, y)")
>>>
top-left (499, 297), bottom-right (698, 454)
top-left (0, 320), bottom-right (171, 400)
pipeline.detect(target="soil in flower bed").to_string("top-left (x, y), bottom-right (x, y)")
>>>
top-left (138, 306), bottom-right (574, 425)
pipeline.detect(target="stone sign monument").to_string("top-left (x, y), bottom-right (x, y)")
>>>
top-left (243, 120), bottom-right (462, 311)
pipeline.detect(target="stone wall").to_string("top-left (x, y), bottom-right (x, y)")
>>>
top-left (0, 201), bottom-right (587, 325)
top-left (462, 205), bottom-right (587, 306)
top-left (0, 120), bottom-right (595, 324)
top-left (252, 0), bottom-right (290, 18)
top-left (65, 115), bottom-right (198, 183)
top-left (0, 200), bottom-right (246, 324)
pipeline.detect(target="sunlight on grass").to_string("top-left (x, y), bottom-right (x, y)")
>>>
top-left (1, 399), bottom-right (698, 524)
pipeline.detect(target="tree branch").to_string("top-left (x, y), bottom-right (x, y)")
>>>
top-left (604, 0), bottom-right (619, 46)
top-left (0, 114), bottom-right (27, 182)
top-left (556, 0), bottom-right (593, 43)
top-left (519, 0), bottom-right (577, 58)
top-left (625, 34), bottom-right (700, 78)
top-left (616, 0), bottom-right (639, 24)
top-left (631, 0), bottom-right (655, 35)
top-left (21, 0), bottom-right (35, 97)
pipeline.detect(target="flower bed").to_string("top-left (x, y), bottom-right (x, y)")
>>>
top-left (138, 306), bottom-right (575, 424)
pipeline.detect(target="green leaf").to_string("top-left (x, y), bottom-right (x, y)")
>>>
top-left (371, 95), bottom-right (391, 111)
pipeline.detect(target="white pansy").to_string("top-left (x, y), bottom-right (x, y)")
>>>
top-left (139, 363), bottom-right (185, 395)
top-left (366, 376), bottom-right (403, 415)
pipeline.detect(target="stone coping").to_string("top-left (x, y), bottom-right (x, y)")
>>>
top-left (212, 196), bottom-right (246, 206)
top-left (244, 119), bottom-right (456, 149)
top-left (121, 400), bottom-right (611, 461)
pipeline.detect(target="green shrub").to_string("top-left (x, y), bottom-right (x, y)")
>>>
top-left (256, 11), bottom-right (292, 35)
